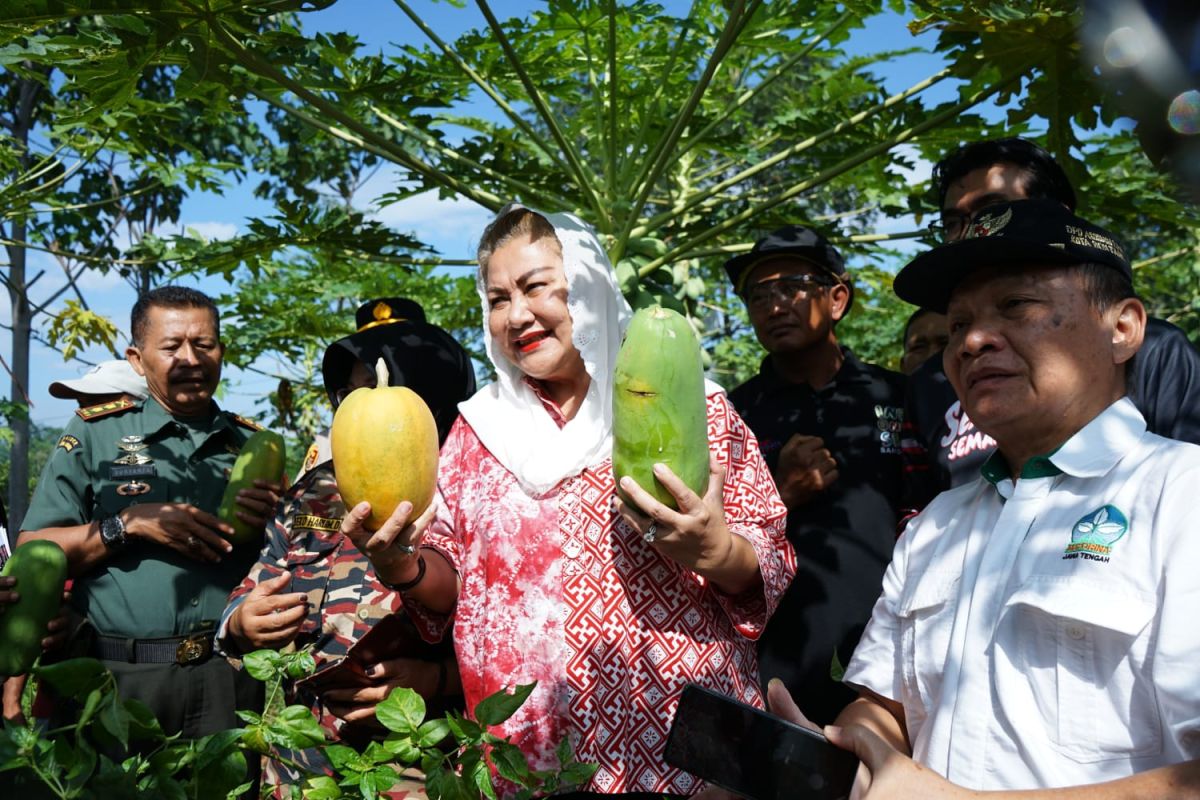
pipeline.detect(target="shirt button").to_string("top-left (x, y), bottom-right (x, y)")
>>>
top-left (357, 608), bottom-right (370, 620)
top-left (191, 597), bottom-right (199, 607)
top-left (1066, 624), bottom-right (1086, 640)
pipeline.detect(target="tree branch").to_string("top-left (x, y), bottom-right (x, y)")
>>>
top-left (389, 0), bottom-right (573, 180)
top-left (473, 0), bottom-right (606, 222)
top-left (617, 0), bottom-right (763, 259)
top-left (636, 67), bottom-right (1028, 277)
top-left (633, 66), bottom-right (954, 238)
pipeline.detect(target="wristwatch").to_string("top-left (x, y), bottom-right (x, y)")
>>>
top-left (99, 514), bottom-right (129, 551)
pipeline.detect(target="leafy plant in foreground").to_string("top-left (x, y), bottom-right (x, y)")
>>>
top-left (1, 650), bottom-right (596, 799)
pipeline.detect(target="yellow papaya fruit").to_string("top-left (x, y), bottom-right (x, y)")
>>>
top-left (612, 306), bottom-right (710, 513)
top-left (331, 358), bottom-right (439, 531)
top-left (0, 539), bottom-right (68, 676)
top-left (218, 429), bottom-right (287, 546)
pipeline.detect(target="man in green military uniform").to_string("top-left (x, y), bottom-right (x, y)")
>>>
top-left (19, 286), bottom-right (282, 737)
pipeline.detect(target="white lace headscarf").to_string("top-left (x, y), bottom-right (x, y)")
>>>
top-left (458, 206), bottom-right (633, 497)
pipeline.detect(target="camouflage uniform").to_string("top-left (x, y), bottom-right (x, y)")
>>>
top-left (219, 462), bottom-right (457, 798)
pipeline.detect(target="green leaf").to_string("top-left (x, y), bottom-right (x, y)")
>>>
top-left (323, 743), bottom-right (359, 770)
top-left (285, 650), bottom-right (317, 679)
top-left (76, 688), bottom-right (105, 734)
top-left (416, 718), bottom-right (450, 748)
top-left (375, 687), bottom-right (426, 735)
top-left (242, 649), bottom-right (285, 682)
top-left (124, 698), bottom-right (164, 741)
top-left (196, 729), bottom-right (245, 771)
top-left (98, 694), bottom-right (131, 749)
top-left (382, 733), bottom-right (420, 765)
top-left (559, 761), bottom-right (599, 787)
top-left (830, 648), bottom-right (846, 683)
top-left (488, 741), bottom-right (531, 786)
top-left (302, 775), bottom-right (343, 799)
top-left (444, 713), bottom-right (483, 744)
top-left (271, 705), bottom-right (327, 749)
top-left (197, 749), bottom-right (248, 798)
top-left (473, 682), bottom-right (536, 727)
top-left (34, 658), bottom-right (108, 697)
top-left (470, 756), bottom-right (497, 800)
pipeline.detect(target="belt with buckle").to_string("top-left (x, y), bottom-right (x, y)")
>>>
top-left (93, 632), bottom-right (215, 665)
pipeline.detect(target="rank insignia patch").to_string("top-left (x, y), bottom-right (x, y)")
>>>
top-left (56, 434), bottom-right (81, 452)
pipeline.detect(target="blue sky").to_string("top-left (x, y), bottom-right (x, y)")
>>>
top-left (6, 1), bottom-right (962, 428)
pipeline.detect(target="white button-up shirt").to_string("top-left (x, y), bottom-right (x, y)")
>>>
top-left (844, 397), bottom-right (1200, 790)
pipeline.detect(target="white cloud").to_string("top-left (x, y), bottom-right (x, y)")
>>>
top-left (371, 191), bottom-right (494, 260)
top-left (351, 166), bottom-right (493, 260)
top-left (175, 221), bottom-right (239, 241)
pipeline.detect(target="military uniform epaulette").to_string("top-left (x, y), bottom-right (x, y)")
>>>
top-left (229, 413), bottom-right (264, 432)
top-left (75, 397), bottom-right (136, 422)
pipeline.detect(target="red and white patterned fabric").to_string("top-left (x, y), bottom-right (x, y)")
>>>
top-left (409, 390), bottom-right (794, 796)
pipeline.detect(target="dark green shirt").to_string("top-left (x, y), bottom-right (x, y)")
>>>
top-left (23, 397), bottom-right (263, 638)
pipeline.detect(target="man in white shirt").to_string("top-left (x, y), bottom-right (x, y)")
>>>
top-left (774, 198), bottom-right (1200, 798)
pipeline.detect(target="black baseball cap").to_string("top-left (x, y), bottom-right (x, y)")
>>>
top-left (894, 199), bottom-right (1131, 313)
top-left (323, 298), bottom-right (476, 445)
top-left (723, 225), bottom-right (848, 296)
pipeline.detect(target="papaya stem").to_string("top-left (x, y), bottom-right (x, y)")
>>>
top-left (375, 358), bottom-right (390, 389)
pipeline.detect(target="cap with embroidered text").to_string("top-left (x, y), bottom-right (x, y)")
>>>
top-left (894, 199), bottom-right (1131, 313)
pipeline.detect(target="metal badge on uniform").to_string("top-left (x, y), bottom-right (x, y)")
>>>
top-left (112, 435), bottom-right (154, 496)
top-left (116, 481), bottom-right (152, 496)
top-left (113, 435), bottom-right (153, 465)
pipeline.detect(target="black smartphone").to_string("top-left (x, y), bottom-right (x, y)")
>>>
top-left (663, 683), bottom-right (859, 800)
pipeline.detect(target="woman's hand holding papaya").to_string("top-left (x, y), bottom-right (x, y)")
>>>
top-left (614, 453), bottom-right (761, 595)
top-left (339, 499), bottom-right (435, 587)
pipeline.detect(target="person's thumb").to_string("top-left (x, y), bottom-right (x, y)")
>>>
top-left (825, 723), bottom-right (892, 768)
top-left (766, 678), bottom-right (821, 732)
top-left (256, 570), bottom-right (292, 595)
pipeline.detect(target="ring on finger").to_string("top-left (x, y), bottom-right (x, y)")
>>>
top-left (186, 535), bottom-right (199, 548)
top-left (643, 523), bottom-right (658, 544)
top-left (396, 543), bottom-right (417, 556)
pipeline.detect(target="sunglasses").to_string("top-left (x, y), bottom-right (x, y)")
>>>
top-left (743, 274), bottom-right (836, 310)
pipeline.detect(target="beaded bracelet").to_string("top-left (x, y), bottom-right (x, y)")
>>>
top-left (387, 552), bottom-right (427, 592)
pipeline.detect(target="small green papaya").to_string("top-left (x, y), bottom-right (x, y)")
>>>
top-left (612, 305), bottom-right (710, 513)
top-left (218, 429), bottom-right (287, 546)
top-left (0, 539), bottom-right (69, 676)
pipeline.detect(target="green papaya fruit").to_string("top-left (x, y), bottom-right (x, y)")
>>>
top-left (218, 429), bottom-right (287, 546)
top-left (612, 305), bottom-right (710, 513)
top-left (0, 540), bottom-right (69, 676)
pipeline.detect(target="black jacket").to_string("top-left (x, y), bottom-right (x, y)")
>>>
top-left (730, 347), bottom-right (907, 724)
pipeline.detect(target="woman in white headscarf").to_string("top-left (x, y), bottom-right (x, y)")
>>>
top-left (340, 207), bottom-right (794, 797)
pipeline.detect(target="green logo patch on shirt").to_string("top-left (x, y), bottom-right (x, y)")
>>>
top-left (1063, 504), bottom-right (1128, 563)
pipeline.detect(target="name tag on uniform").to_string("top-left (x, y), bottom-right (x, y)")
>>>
top-left (109, 464), bottom-right (158, 480)
top-left (294, 514), bottom-right (341, 532)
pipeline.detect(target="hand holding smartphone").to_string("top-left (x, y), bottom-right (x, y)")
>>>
top-left (664, 683), bottom-right (859, 800)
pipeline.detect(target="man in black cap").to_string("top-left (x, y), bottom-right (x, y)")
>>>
top-left (785, 197), bottom-right (1200, 798)
top-left (904, 137), bottom-right (1200, 508)
top-left (724, 226), bottom-right (908, 725)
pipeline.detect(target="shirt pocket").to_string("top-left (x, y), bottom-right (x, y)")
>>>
top-left (1005, 577), bottom-right (1160, 762)
top-left (284, 541), bottom-right (338, 634)
top-left (897, 570), bottom-right (960, 716)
